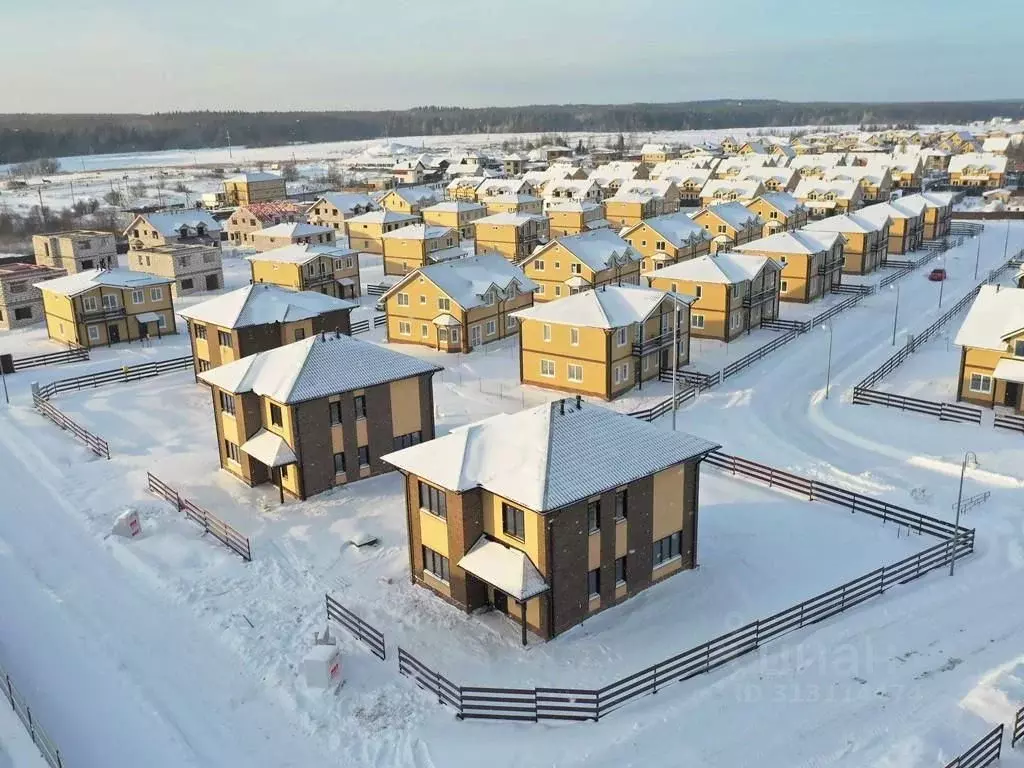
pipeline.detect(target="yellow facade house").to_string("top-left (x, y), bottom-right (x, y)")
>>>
top-left (35, 268), bottom-right (176, 347)
top-left (886, 153), bottom-right (925, 190)
top-left (954, 285), bottom-right (1024, 413)
top-left (621, 212), bottom-right (712, 274)
top-left (544, 200), bottom-right (611, 238)
top-left (649, 166), bottom-right (714, 207)
top-left (699, 178), bottom-right (766, 208)
top-left (604, 181), bottom-right (680, 229)
top-left (948, 153), bottom-right (1009, 188)
top-left (347, 210), bottom-right (420, 254)
top-left (305, 192), bottom-right (378, 236)
top-left (792, 178), bottom-right (863, 218)
top-left (857, 199), bottom-right (924, 255)
top-left (248, 222), bottom-right (336, 252)
top-left (640, 143), bottom-right (680, 166)
top-left (824, 165), bottom-right (893, 204)
top-left (513, 285), bottom-right (694, 400)
top-left (223, 171), bottom-right (287, 206)
top-left (588, 161), bottom-right (650, 196)
top-left (445, 176), bottom-right (488, 202)
top-left (542, 179), bottom-right (603, 204)
top-left (473, 213), bottom-right (549, 262)
top-left (788, 153), bottom-right (850, 178)
top-left (734, 230), bottom-right (844, 303)
top-left (480, 193), bottom-right (544, 216)
top-left (421, 200), bottom-right (488, 240)
top-left (745, 192), bottom-right (809, 236)
top-left (909, 192), bottom-right (956, 240)
top-left (124, 210), bottom-right (223, 251)
top-left (378, 185), bottom-right (443, 216)
top-left (225, 201), bottom-right (310, 246)
top-left (179, 283), bottom-right (357, 374)
top-left (647, 252), bottom-right (782, 340)
top-left (519, 229), bottom-right (642, 302)
top-left (248, 243), bottom-right (361, 299)
top-left (381, 253), bottom-right (536, 353)
top-left (690, 202), bottom-right (765, 254)
top-left (476, 178), bottom-right (538, 200)
top-left (198, 332), bottom-right (441, 501)
top-left (382, 400), bottom-right (720, 643)
top-left (737, 166), bottom-right (799, 193)
top-left (33, 230), bottom-right (117, 273)
top-left (381, 224), bottom-right (462, 276)
top-left (803, 212), bottom-right (889, 275)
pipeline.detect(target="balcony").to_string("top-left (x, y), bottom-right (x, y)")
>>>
top-left (80, 306), bottom-right (127, 322)
top-left (303, 271), bottom-right (336, 288)
top-left (817, 258), bottom-right (844, 276)
top-left (632, 330), bottom-right (678, 357)
top-left (743, 288), bottom-right (777, 308)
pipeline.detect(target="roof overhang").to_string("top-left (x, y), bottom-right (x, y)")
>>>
top-left (240, 429), bottom-right (297, 468)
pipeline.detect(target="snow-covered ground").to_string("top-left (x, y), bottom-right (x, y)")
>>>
top-left (3, 201), bottom-right (1024, 764)
top-left (0, 697), bottom-right (49, 768)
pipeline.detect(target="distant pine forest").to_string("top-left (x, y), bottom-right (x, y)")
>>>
top-left (2, 100), bottom-right (1023, 164)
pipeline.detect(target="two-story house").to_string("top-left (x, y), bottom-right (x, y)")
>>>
top-left (123, 211), bottom-right (223, 250)
top-left (346, 210), bottom-right (421, 255)
top-left (305, 192), bottom-right (378, 236)
top-left (33, 230), bottom-right (117, 273)
top-left (248, 222), bottom-right (336, 252)
top-left (248, 243), bottom-right (361, 299)
top-left (34, 268), bottom-right (176, 347)
top-left (803, 212), bottom-right (890, 275)
top-left (382, 399), bottom-right (719, 642)
top-left (179, 283), bottom-right (356, 374)
top-left (640, 143), bottom-right (680, 167)
top-left (513, 285), bottom-right (694, 399)
top-left (225, 201), bottom-right (310, 246)
top-left (646, 252), bottom-right (782, 340)
top-left (0, 263), bottom-right (65, 330)
top-left (621, 212), bottom-right (712, 274)
top-left (519, 230), bottom-right (641, 302)
top-left (857, 199), bottom-right (924, 255)
top-left (127, 243), bottom-right (223, 296)
top-left (734, 230), bottom-right (844, 302)
top-left (421, 201), bottom-right (488, 241)
top-left (689, 203), bottom-right (765, 254)
top-left (198, 332), bottom-right (441, 501)
top-left (480, 194), bottom-right (545, 217)
top-left (378, 185), bottom-right (443, 216)
top-left (909, 191), bottom-right (957, 240)
top-left (473, 213), bottom-right (549, 262)
top-left (223, 172), bottom-right (287, 206)
top-left (793, 178), bottom-right (864, 218)
top-left (543, 201), bottom-right (610, 238)
top-left (381, 224), bottom-right (463, 276)
top-left (382, 253), bottom-right (536, 353)
top-left (954, 285), bottom-right (1024, 413)
top-left (745, 192), bottom-right (809, 236)
top-left (699, 178), bottom-right (767, 209)
top-left (948, 153), bottom-right (1009, 189)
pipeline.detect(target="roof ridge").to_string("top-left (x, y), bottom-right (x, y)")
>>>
top-left (539, 403), bottom-right (558, 510)
top-left (281, 336), bottom-right (319, 402)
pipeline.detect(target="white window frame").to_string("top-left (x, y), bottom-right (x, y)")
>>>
top-left (542, 324), bottom-right (551, 342)
top-left (101, 293), bottom-right (119, 310)
top-left (156, 314), bottom-right (167, 330)
top-left (397, 292), bottom-right (410, 306)
top-left (567, 364), bottom-right (583, 382)
top-left (570, 327), bottom-right (580, 346)
top-left (616, 327), bottom-right (627, 346)
top-left (82, 296), bottom-right (99, 312)
top-left (131, 289), bottom-right (145, 305)
top-left (149, 287), bottom-right (163, 302)
top-left (398, 320), bottom-right (412, 336)
top-left (87, 325), bottom-right (101, 342)
top-left (969, 373), bottom-right (992, 393)
top-left (449, 327), bottom-right (461, 343)
top-left (421, 324), bottom-right (429, 338)
top-left (691, 314), bottom-right (705, 329)
top-left (485, 319), bottom-right (496, 336)
top-left (540, 359), bottom-right (556, 378)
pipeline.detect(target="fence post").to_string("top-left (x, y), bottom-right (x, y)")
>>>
top-left (175, 491), bottom-right (182, 513)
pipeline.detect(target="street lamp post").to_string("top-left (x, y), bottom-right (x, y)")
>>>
top-left (974, 229), bottom-right (982, 280)
top-left (937, 255), bottom-right (945, 308)
top-left (822, 324), bottom-right (833, 400)
top-left (890, 283), bottom-right (900, 346)
top-left (950, 450), bottom-right (978, 576)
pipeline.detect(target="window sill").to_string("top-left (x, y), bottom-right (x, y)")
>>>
top-left (503, 532), bottom-right (526, 543)
top-left (588, 527), bottom-right (600, 536)
top-left (423, 571), bottom-right (450, 587)
top-left (615, 516), bottom-right (627, 525)
top-left (653, 555), bottom-right (682, 571)
top-left (420, 507), bottom-right (448, 522)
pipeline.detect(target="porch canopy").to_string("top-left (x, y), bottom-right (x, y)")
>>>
top-left (135, 312), bottom-right (162, 324)
top-left (432, 313), bottom-right (461, 327)
top-left (457, 536), bottom-right (549, 602)
top-left (240, 429), bottom-right (297, 468)
top-left (994, 358), bottom-right (1024, 384)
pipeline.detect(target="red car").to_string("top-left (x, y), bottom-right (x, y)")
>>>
top-left (928, 268), bottom-right (947, 282)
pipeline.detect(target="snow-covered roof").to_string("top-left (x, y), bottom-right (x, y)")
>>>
top-left (954, 285), bottom-right (1024, 351)
top-left (545, 229), bottom-right (639, 271)
top-left (178, 284), bottom-right (356, 328)
top-left (616, 179), bottom-right (676, 199)
top-left (226, 171), bottom-right (282, 183)
top-left (480, 193), bottom-right (542, 205)
top-left (34, 268), bottom-right (171, 296)
top-left (628, 212), bottom-right (711, 248)
top-left (701, 179), bottom-right (764, 199)
top-left (802, 212), bottom-right (887, 235)
top-left (424, 245), bottom-right (467, 264)
top-left (738, 167), bottom-right (797, 185)
top-left (793, 178), bottom-right (861, 200)
top-left (983, 136), bottom-right (1012, 153)
top-left (993, 357), bottom-right (1024, 384)
top-left (857, 201), bottom-right (918, 225)
top-left (692, 202), bottom-right (763, 230)
top-left (754, 192), bottom-right (805, 216)
top-left (652, 252), bottom-right (780, 284)
top-left (314, 192), bottom-right (377, 215)
top-left (735, 230), bottom-right (841, 256)
top-left (385, 253), bottom-right (536, 310)
top-left (198, 333), bottom-right (441, 404)
top-left (446, 176), bottom-right (487, 191)
top-left (512, 284), bottom-right (691, 329)
top-left (382, 400), bottom-right (719, 513)
top-left (476, 178), bottom-right (532, 197)
top-left (475, 212), bottom-right (544, 227)
top-left (381, 224), bottom-right (454, 241)
top-left (948, 153), bottom-right (1009, 175)
top-left (387, 185), bottom-right (442, 205)
top-left (346, 209), bottom-right (419, 225)
top-left (457, 537), bottom-right (549, 601)
top-left (246, 243), bottom-right (356, 265)
top-left (542, 179), bottom-right (600, 199)
top-left (239, 429), bottom-right (297, 468)
top-left (788, 153), bottom-right (849, 171)
top-left (255, 222), bottom-right (333, 239)
top-left (640, 143), bottom-right (675, 154)
top-left (422, 200), bottom-right (486, 214)
top-left (133, 210), bottom-right (222, 237)
top-left (651, 165), bottom-right (714, 185)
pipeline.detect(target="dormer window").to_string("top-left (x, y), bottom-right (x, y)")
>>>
top-left (1014, 339), bottom-right (1024, 357)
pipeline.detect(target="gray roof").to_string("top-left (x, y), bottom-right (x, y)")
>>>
top-left (198, 333), bottom-right (441, 403)
top-left (178, 284), bottom-right (356, 328)
top-left (383, 400), bottom-right (720, 512)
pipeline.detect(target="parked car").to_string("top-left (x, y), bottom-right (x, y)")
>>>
top-left (928, 268), bottom-right (947, 282)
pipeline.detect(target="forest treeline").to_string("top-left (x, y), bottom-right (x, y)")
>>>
top-left (1, 100), bottom-right (1022, 164)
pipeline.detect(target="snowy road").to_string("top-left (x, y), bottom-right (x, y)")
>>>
top-left (0, 417), bottom-right (329, 767)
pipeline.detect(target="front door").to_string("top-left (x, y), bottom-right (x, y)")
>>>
top-left (108, 324), bottom-right (121, 344)
top-left (1005, 381), bottom-right (1022, 409)
top-left (470, 325), bottom-right (481, 347)
top-left (492, 591), bottom-right (508, 616)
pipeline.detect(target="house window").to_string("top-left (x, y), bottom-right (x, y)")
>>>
top-left (615, 556), bottom-right (627, 586)
top-left (87, 325), bottom-right (101, 342)
top-left (195, 325), bottom-right (207, 340)
top-left (131, 289), bottom-right (145, 304)
top-left (294, 328), bottom-right (306, 341)
top-left (334, 452), bottom-right (346, 474)
top-left (354, 395), bottom-right (367, 419)
top-left (102, 293), bottom-right (119, 310)
top-left (219, 391), bottom-right (236, 415)
top-left (421, 324), bottom-right (429, 338)
top-left (730, 313), bottom-right (742, 330)
top-left (357, 446), bottom-right (370, 467)
top-left (399, 321), bottom-right (411, 336)
top-left (502, 503), bottom-right (525, 540)
top-left (695, 285), bottom-right (702, 299)
top-left (419, 294), bottom-right (427, 305)
top-left (180, 278), bottom-right (194, 291)
top-left (330, 402), bottom-right (343, 425)
top-left (13, 307), bottom-right (32, 320)
top-left (653, 531), bottom-right (682, 567)
top-left (616, 327), bottom-right (627, 346)
top-left (691, 315), bottom-right (705, 329)
top-left (554, 286), bottom-right (562, 297)
top-left (570, 327), bottom-right (579, 346)
top-left (82, 296), bottom-right (99, 312)
top-left (397, 292), bottom-right (410, 306)
top-left (483, 292), bottom-right (495, 307)
top-left (269, 403), bottom-right (284, 427)
top-left (534, 260), bottom-right (545, 271)
top-left (506, 315), bottom-right (517, 331)
top-left (150, 287), bottom-right (163, 302)
top-left (567, 364), bottom-right (583, 382)
top-left (1014, 340), bottom-right (1024, 357)
top-left (570, 263), bottom-right (582, 275)
top-left (614, 489), bottom-right (628, 520)
top-left (587, 499), bottom-right (601, 533)
top-left (536, 284), bottom-right (545, 295)
top-left (587, 568), bottom-right (600, 598)
top-left (419, 481), bottom-right (447, 519)
top-left (655, 240), bottom-right (666, 250)
top-left (438, 297), bottom-right (451, 311)
top-left (485, 319), bottom-right (496, 336)
top-left (540, 359), bottom-right (556, 378)
top-left (969, 373), bottom-right (992, 393)
top-left (197, 359), bottom-right (211, 372)
top-left (224, 440), bottom-right (240, 463)
top-left (218, 330), bottom-right (232, 347)
top-left (393, 431), bottom-right (422, 449)
top-left (423, 546), bottom-right (450, 583)
top-left (449, 327), bottom-right (460, 343)
top-left (780, 280), bottom-right (788, 293)
top-left (542, 324), bottom-right (551, 342)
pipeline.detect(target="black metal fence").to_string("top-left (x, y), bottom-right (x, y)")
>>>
top-left (722, 329), bottom-right (801, 380)
top-left (852, 388), bottom-right (983, 424)
top-left (349, 314), bottom-right (387, 335)
top-left (1013, 704), bottom-right (1024, 748)
top-left (147, 473), bottom-right (252, 561)
top-left (34, 355), bottom-right (194, 399)
top-left (365, 283), bottom-right (391, 297)
top-left (325, 594), bottom-right (386, 660)
top-left (1, 346), bottom-right (88, 374)
top-left (944, 724), bottom-right (1003, 768)
top-left (0, 659), bottom-right (64, 768)
top-left (658, 368), bottom-right (722, 390)
top-left (994, 412), bottom-right (1024, 434)
top-left (627, 384), bottom-right (697, 422)
top-left (32, 392), bottom-right (110, 459)
top-left (950, 221), bottom-right (985, 236)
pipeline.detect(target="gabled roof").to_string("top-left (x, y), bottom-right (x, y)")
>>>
top-left (381, 224), bottom-right (454, 241)
top-left (382, 400), bottom-right (720, 513)
top-left (346, 209), bottom-right (420, 225)
top-left (475, 212), bottom-right (544, 227)
top-left (383, 253), bottom-right (537, 311)
top-left (178, 284), bottom-right (356, 328)
top-left (422, 200), bottom-right (486, 214)
top-left (793, 178), bottom-right (861, 199)
top-left (314, 192), bottom-right (377, 215)
top-left (691, 202), bottom-right (763, 230)
top-left (543, 200), bottom-right (602, 214)
top-left (626, 212), bottom-right (711, 248)
top-left (34, 268), bottom-right (171, 296)
top-left (540, 229), bottom-right (639, 271)
top-left (954, 285), bottom-right (1024, 351)
top-left (385, 185), bottom-right (442, 205)
top-left (255, 222), bottom-right (333, 238)
top-left (246, 243), bottom-right (357, 265)
top-left (512, 284), bottom-right (691, 329)
top-left (803, 212), bottom-right (887, 235)
top-left (751, 192), bottom-right (805, 216)
top-left (476, 178), bottom-right (533, 197)
top-left (948, 153), bottom-right (1009, 174)
top-left (734, 230), bottom-right (841, 256)
top-left (651, 252), bottom-right (780, 285)
top-left (198, 333), bottom-right (441, 404)
top-left (226, 171), bottom-right (282, 183)
top-left (857, 200), bottom-right (918, 225)
top-left (131, 210), bottom-right (222, 237)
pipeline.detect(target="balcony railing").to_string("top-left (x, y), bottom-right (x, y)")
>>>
top-left (80, 306), bottom-right (127, 322)
top-left (817, 258), bottom-right (844, 276)
top-left (303, 271), bottom-right (337, 287)
top-left (632, 330), bottom-right (679, 357)
top-left (743, 288), bottom-right (776, 308)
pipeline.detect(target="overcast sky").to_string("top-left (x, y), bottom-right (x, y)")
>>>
top-left (2, 0), bottom-right (1021, 113)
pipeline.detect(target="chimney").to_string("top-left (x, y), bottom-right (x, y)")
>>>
top-left (334, 328), bottom-right (341, 339)
top-left (559, 399), bottom-right (565, 415)
top-left (319, 330), bottom-right (326, 342)
top-left (575, 394), bottom-right (582, 410)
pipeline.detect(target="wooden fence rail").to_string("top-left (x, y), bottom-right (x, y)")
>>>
top-left (944, 724), bottom-right (1003, 768)
top-left (350, 314), bottom-right (388, 335)
top-left (1, 346), bottom-right (88, 374)
top-left (0, 659), bottom-right (64, 768)
top-left (34, 355), bottom-right (194, 399)
top-left (852, 387), bottom-right (984, 424)
top-left (994, 412), bottom-right (1024, 435)
top-left (627, 384), bottom-right (697, 422)
top-left (1014, 704), bottom-right (1024, 748)
top-left (325, 594), bottom-right (386, 660)
top-left (146, 473), bottom-right (252, 561)
top-left (722, 329), bottom-right (800, 380)
top-left (32, 392), bottom-right (110, 459)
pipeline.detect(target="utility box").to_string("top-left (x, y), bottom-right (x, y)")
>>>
top-left (113, 509), bottom-right (142, 539)
top-left (303, 644), bottom-right (342, 689)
